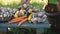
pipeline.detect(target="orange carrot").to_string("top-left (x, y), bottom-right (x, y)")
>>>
top-left (18, 18), bottom-right (28, 26)
top-left (9, 18), bottom-right (24, 24)
top-left (12, 16), bottom-right (26, 20)
top-left (8, 16), bottom-right (26, 24)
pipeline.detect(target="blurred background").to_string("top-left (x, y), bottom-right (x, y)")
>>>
top-left (0, 0), bottom-right (48, 9)
top-left (0, 0), bottom-right (57, 9)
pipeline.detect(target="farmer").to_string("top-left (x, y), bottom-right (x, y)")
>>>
top-left (45, 2), bottom-right (60, 34)
top-left (56, 0), bottom-right (60, 34)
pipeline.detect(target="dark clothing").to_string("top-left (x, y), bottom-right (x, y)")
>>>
top-left (47, 12), bottom-right (60, 34)
top-left (45, 3), bottom-right (60, 34)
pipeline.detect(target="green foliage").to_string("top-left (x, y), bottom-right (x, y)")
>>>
top-left (0, 3), bottom-right (44, 9)
top-left (7, 28), bottom-right (36, 34)
top-left (49, 0), bottom-right (57, 4)
top-left (29, 3), bottom-right (44, 10)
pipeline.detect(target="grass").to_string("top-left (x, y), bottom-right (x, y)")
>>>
top-left (29, 3), bottom-right (44, 10)
top-left (49, 0), bottom-right (57, 4)
top-left (0, 3), bottom-right (21, 9)
top-left (0, 3), bottom-right (44, 9)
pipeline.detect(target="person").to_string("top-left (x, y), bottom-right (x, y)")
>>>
top-left (56, 0), bottom-right (60, 34)
top-left (44, 3), bottom-right (60, 34)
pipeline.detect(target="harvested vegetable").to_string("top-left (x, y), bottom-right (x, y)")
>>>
top-left (14, 10), bottom-right (19, 18)
top-left (28, 14), bottom-right (32, 21)
top-left (20, 9), bottom-right (25, 15)
top-left (14, 13), bottom-right (19, 18)
top-left (28, 9), bottom-right (33, 13)
top-left (8, 16), bottom-right (26, 24)
top-left (9, 19), bottom-right (24, 24)
top-left (18, 18), bottom-right (28, 26)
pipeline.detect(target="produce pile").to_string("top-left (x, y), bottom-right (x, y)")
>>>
top-left (0, 0), bottom-right (47, 26)
top-left (0, 7), bottom-right (13, 21)
top-left (0, 7), bottom-right (47, 26)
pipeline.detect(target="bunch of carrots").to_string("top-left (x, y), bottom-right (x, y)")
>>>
top-left (8, 16), bottom-right (28, 26)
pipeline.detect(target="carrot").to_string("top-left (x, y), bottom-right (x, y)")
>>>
top-left (12, 16), bottom-right (26, 20)
top-left (9, 18), bottom-right (24, 24)
top-left (18, 18), bottom-right (28, 26)
top-left (10, 16), bottom-right (25, 22)
top-left (8, 16), bottom-right (26, 24)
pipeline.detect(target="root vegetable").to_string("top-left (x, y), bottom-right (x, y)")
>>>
top-left (18, 18), bottom-right (28, 26)
top-left (8, 16), bottom-right (26, 24)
